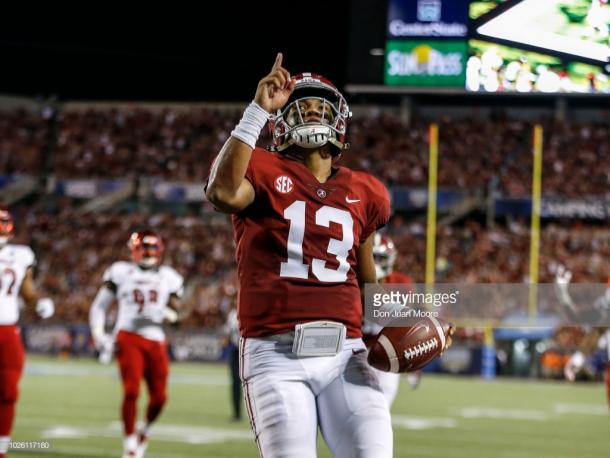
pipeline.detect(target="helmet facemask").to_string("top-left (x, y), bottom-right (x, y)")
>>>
top-left (373, 234), bottom-right (397, 280)
top-left (129, 232), bottom-right (164, 269)
top-left (139, 243), bottom-right (163, 268)
top-left (0, 209), bottom-right (14, 248)
top-left (270, 73), bottom-right (350, 154)
top-left (374, 253), bottom-right (395, 280)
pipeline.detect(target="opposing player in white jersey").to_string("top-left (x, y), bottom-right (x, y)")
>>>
top-left (89, 230), bottom-right (183, 458)
top-left (0, 208), bottom-right (54, 458)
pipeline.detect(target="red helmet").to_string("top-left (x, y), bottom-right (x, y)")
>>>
top-left (0, 208), bottom-right (14, 247)
top-left (373, 233), bottom-right (397, 280)
top-left (128, 230), bottom-right (164, 268)
top-left (269, 73), bottom-right (351, 154)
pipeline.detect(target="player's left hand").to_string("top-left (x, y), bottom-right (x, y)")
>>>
top-left (139, 306), bottom-right (179, 324)
top-left (98, 339), bottom-right (114, 365)
top-left (164, 307), bottom-right (179, 324)
top-left (36, 298), bottom-right (55, 319)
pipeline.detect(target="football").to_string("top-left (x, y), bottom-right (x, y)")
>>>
top-left (367, 317), bottom-right (453, 373)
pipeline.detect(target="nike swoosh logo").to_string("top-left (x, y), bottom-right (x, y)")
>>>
top-left (412, 321), bottom-right (430, 336)
top-left (345, 197), bottom-right (360, 203)
top-left (415, 323), bottom-right (430, 334)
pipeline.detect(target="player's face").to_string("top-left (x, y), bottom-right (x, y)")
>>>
top-left (140, 243), bottom-right (162, 267)
top-left (286, 97), bottom-right (335, 126)
top-left (0, 216), bottom-right (13, 246)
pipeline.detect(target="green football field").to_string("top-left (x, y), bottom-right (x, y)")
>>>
top-left (9, 355), bottom-right (610, 458)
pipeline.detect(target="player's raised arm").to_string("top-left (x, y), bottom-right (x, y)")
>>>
top-left (206, 53), bottom-right (295, 213)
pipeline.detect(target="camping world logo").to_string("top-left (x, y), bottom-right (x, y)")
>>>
top-left (275, 176), bottom-right (293, 194)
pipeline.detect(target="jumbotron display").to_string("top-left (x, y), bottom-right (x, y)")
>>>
top-left (348, 0), bottom-right (610, 94)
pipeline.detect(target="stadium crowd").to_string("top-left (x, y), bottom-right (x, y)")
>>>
top-left (11, 206), bottom-right (235, 328)
top-left (7, 204), bottom-right (608, 328)
top-left (1, 106), bottom-right (608, 196)
top-left (0, 109), bottom-right (48, 175)
top-left (1, 105), bottom-right (609, 329)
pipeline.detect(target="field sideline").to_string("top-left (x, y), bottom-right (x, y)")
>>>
top-left (10, 355), bottom-right (609, 458)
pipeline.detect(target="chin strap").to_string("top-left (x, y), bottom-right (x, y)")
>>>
top-left (271, 137), bottom-right (349, 156)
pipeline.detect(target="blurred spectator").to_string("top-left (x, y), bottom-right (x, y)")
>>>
top-left (0, 109), bottom-right (47, 175)
top-left (3, 104), bottom-right (607, 197)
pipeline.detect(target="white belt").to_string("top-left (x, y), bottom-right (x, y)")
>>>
top-left (292, 321), bottom-right (346, 357)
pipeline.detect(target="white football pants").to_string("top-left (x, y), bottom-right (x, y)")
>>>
top-left (370, 367), bottom-right (400, 407)
top-left (240, 335), bottom-right (393, 458)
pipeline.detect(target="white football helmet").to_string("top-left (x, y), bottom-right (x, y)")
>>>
top-left (270, 73), bottom-right (351, 154)
top-left (373, 233), bottom-right (397, 280)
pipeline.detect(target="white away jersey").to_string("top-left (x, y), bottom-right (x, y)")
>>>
top-left (0, 244), bottom-right (36, 325)
top-left (104, 261), bottom-right (183, 341)
top-left (598, 329), bottom-right (610, 360)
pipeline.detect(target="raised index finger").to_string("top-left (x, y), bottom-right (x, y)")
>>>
top-left (272, 52), bottom-right (283, 71)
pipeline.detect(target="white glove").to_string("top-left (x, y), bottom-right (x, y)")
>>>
top-left (96, 334), bottom-right (114, 364)
top-left (91, 327), bottom-right (114, 364)
top-left (98, 339), bottom-right (114, 365)
top-left (140, 307), bottom-right (178, 323)
top-left (564, 351), bottom-right (585, 382)
top-left (164, 307), bottom-right (179, 324)
top-left (36, 298), bottom-right (55, 319)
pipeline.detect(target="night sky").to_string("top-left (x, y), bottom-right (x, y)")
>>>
top-left (0, 4), bottom-right (352, 102)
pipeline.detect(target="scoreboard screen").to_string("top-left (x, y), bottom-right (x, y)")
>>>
top-left (347, 0), bottom-right (610, 94)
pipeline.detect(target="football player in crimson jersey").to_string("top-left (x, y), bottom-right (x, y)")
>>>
top-left (89, 230), bottom-right (183, 458)
top-left (0, 208), bottom-right (54, 458)
top-left (363, 234), bottom-right (420, 406)
top-left (206, 54), bottom-right (394, 457)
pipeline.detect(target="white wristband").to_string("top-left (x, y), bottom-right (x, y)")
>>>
top-left (231, 101), bottom-right (270, 149)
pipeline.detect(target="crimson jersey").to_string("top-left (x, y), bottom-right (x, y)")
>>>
top-left (383, 271), bottom-right (413, 285)
top-left (233, 148), bottom-right (391, 338)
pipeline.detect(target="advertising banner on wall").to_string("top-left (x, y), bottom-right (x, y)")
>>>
top-left (387, 0), bottom-right (470, 38)
top-left (385, 40), bottom-right (468, 86)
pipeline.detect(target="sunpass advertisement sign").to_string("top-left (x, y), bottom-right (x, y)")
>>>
top-left (387, 0), bottom-right (470, 38)
top-left (385, 40), bottom-right (467, 86)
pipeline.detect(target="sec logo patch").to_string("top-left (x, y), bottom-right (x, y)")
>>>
top-left (275, 176), bottom-right (293, 194)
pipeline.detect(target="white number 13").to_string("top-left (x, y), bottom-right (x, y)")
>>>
top-left (280, 200), bottom-right (354, 282)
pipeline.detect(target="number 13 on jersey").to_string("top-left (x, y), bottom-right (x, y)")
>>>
top-left (280, 200), bottom-right (354, 283)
